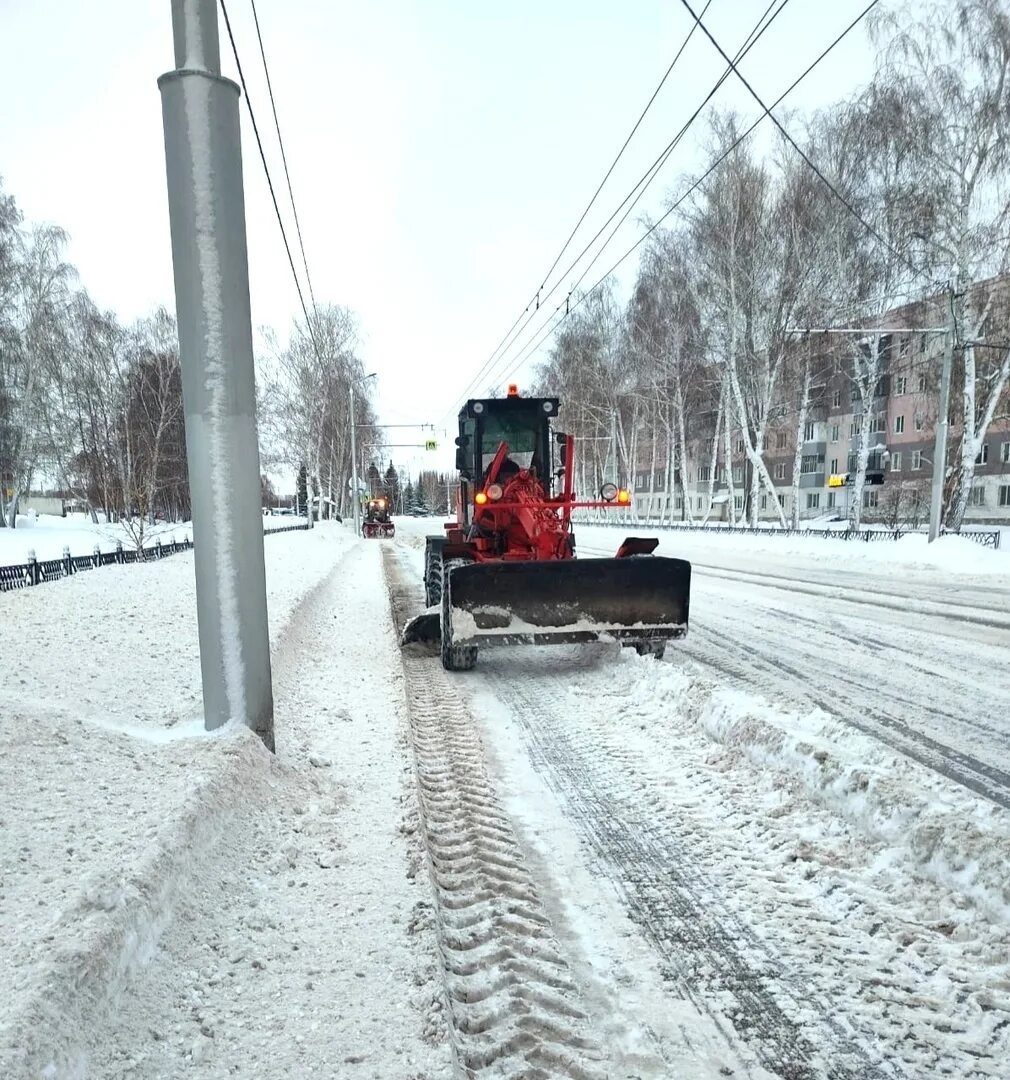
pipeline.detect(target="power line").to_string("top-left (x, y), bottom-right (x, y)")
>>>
top-left (537, 0), bottom-right (716, 295)
top-left (677, 0), bottom-right (925, 285)
top-left (483, 0), bottom-right (791, 397)
top-left (446, 1), bottom-right (717, 415)
top-left (249, 0), bottom-right (318, 313)
top-left (449, 0), bottom-right (790, 417)
top-left (218, 0), bottom-right (317, 347)
top-left (496, 0), bottom-right (884, 388)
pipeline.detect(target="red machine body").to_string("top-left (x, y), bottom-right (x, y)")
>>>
top-left (403, 389), bottom-right (691, 671)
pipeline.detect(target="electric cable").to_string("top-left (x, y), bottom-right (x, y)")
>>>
top-left (249, 0), bottom-right (318, 313)
top-left (495, 0), bottom-right (885, 387)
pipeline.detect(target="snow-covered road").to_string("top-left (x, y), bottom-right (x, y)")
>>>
top-left (391, 516), bottom-right (1010, 1077)
top-left (576, 525), bottom-right (1010, 810)
top-left (4, 516), bottom-right (1008, 1079)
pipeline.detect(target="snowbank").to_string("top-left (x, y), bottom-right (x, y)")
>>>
top-left (0, 512), bottom-right (313, 564)
top-left (576, 521), bottom-right (1010, 577)
top-left (0, 524), bottom-right (352, 735)
top-left (625, 658), bottom-right (1010, 924)
top-left (1, 532), bottom-right (450, 1079)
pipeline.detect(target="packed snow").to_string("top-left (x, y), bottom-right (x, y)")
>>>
top-left (0, 512), bottom-right (310, 564)
top-left (3, 513), bottom-right (1009, 1079)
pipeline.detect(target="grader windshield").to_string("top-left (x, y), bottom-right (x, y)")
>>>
top-left (480, 411), bottom-right (541, 475)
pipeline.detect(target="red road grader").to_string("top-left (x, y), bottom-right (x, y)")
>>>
top-left (402, 387), bottom-right (691, 670)
top-left (362, 496), bottom-right (395, 539)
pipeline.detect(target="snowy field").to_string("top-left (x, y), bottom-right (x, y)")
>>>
top-left (0, 512), bottom-right (311, 563)
top-left (2, 513), bottom-right (1009, 1078)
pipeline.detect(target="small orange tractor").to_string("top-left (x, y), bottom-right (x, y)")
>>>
top-left (362, 496), bottom-right (394, 539)
top-left (402, 387), bottom-right (691, 670)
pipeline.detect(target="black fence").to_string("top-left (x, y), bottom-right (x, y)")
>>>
top-left (0, 522), bottom-right (311, 594)
top-left (575, 518), bottom-right (1002, 550)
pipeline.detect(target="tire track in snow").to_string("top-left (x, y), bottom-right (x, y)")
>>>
top-left (480, 657), bottom-right (901, 1080)
top-left (382, 545), bottom-right (606, 1079)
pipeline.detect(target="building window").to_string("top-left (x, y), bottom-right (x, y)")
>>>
top-left (776, 432), bottom-right (787, 449)
top-left (851, 385), bottom-right (861, 403)
top-left (827, 491), bottom-right (836, 509)
top-left (803, 421), bottom-right (815, 441)
top-left (832, 389), bottom-right (841, 408)
top-left (775, 462), bottom-right (786, 480)
top-left (850, 417), bottom-right (863, 437)
top-left (894, 415), bottom-right (905, 434)
top-left (899, 335), bottom-right (910, 357)
top-left (1002, 442), bottom-right (1010, 463)
top-left (717, 465), bottom-right (726, 482)
top-left (890, 452), bottom-right (902, 471)
top-left (760, 494), bottom-right (768, 510)
top-left (801, 454), bottom-right (825, 474)
top-left (675, 495), bottom-right (683, 510)
top-left (895, 375), bottom-right (907, 395)
top-left (914, 414), bottom-right (924, 432)
top-left (976, 443), bottom-right (989, 465)
top-left (863, 489), bottom-right (879, 508)
top-left (806, 492), bottom-right (820, 510)
top-left (698, 466), bottom-right (711, 482)
top-left (734, 495), bottom-right (744, 511)
top-left (912, 450), bottom-right (923, 470)
top-left (696, 496), bottom-right (703, 510)
top-left (732, 465), bottom-right (744, 483)
top-left (918, 374), bottom-right (927, 392)
top-left (830, 423), bottom-right (839, 441)
top-left (999, 485), bottom-right (1010, 507)
top-left (830, 457), bottom-right (839, 474)
top-left (735, 438), bottom-right (745, 454)
top-left (871, 414), bottom-right (885, 434)
top-left (969, 486), bottom-right (986, 507)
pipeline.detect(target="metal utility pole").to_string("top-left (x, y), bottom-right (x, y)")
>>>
top-left (929, 318), bottom-right (956, 543)
top-left (159, 0), bottom-right (274, 748)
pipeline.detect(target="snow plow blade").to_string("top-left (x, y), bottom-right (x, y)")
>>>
top-left (362, 522), bottom-right (395, 539)
top-left (447, 556), bottom-right (690, 647)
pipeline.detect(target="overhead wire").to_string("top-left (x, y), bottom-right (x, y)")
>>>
top-left (249, 0), bottom-right (318, 313)
top-left (493, 0), bottom-right (885, 389)
top-left (536, 0), bottom-right (716, 295)
top-left (460, 0), bottom-right (791, 409)
top-left (446, 0), bottom-right (717, 415)
top-left (678, 0), bottom-right (928, 286)
top-left (218, 0), bottom-right (320, 353)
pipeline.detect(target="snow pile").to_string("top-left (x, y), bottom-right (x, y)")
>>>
top-left (1, 724), bottom-right (283, 1079)
top-left (0, 523), bottom-right (352, 736)
top-left (0, 512), bottom-right (314, 563)
top-left (638, 661), bottom-right (1010, 923)
top-left (576, 522), bottom-right (1010, 577)
top-left (2, 533), bottom-right (451, 1079)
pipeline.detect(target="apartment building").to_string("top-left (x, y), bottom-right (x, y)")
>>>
top-left (631, 280), bottom-right (1010, 525)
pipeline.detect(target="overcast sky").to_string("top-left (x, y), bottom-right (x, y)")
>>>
top-left (1, 0), bottom-right (881, 481)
